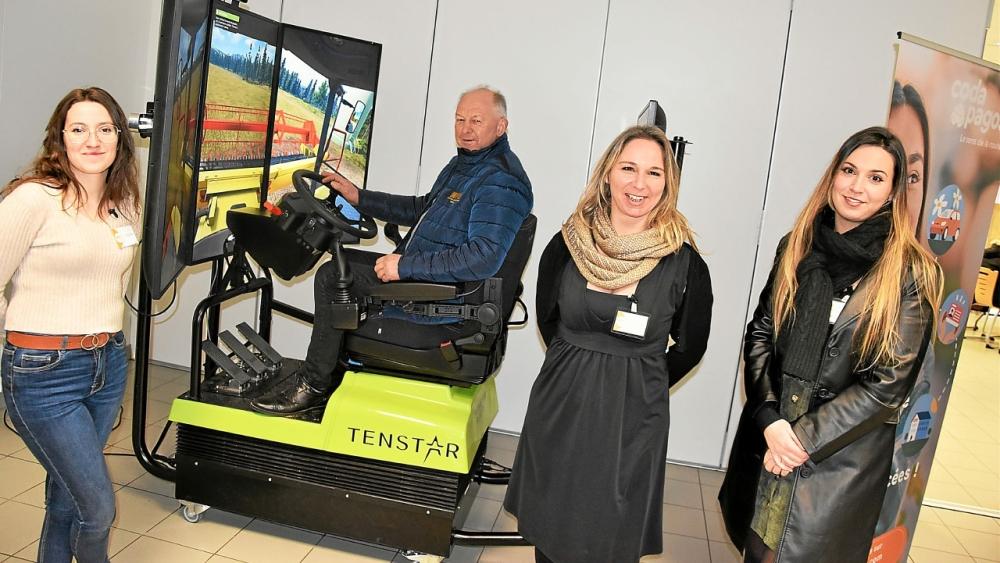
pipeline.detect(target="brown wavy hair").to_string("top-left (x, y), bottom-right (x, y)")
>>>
top-left (3, 87), bottom-right (140, 219)
top-left (570, 125), bottom-right (697, 252)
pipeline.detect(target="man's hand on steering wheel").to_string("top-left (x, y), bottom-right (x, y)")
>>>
top-left (321, 170), bottom-right (360, 206)
top-left (291, 170), bottom-right (377, 239)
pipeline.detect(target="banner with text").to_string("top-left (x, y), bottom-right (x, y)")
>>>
top-left (870, 36), bottom-right (1000, 563)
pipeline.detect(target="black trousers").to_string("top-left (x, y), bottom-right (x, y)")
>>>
top-left (743, 531), bottom-right (775, 563)
top-left (301, 249), bottom-right (468, 390)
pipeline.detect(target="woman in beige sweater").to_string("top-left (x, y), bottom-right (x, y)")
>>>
top-left (1, 87), bottom-right (141, 563)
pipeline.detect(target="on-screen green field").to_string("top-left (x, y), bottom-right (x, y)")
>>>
top-left (204, 64), bottom-right (326, 127)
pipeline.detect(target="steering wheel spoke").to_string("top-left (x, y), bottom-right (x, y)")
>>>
top-left (291, 170), bottom-right (377, 239)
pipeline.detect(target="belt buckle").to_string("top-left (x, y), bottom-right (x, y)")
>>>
top-left (81, 333), bottom-right (109, 351)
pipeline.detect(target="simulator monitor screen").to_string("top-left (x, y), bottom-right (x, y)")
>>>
top-left (142, 0), bottom-right (382, 293)
top-left (190, 3), bottom-right (278, 262)
top-left (264, 25), bottom-right (380, 208)
top-left (264, 24), bottom-right (380, 245)
top-left (143, 0), bottom-right (210, 299)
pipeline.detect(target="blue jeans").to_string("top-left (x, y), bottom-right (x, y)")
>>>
top-left (1, 332), bottom-right (127, 563)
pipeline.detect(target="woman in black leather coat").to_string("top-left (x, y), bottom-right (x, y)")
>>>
top-left (718, 127), bottom-right (941, 563)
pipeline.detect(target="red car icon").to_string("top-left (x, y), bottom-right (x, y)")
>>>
top-left (929, 210), bottom-right (960, 240)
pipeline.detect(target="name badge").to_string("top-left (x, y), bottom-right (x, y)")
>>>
top-left (829, 296), bottom-right (848, 324)
top-left (611, 296), bottom-right (649, 340)
top-left (113, 225), bottom-right (139, 248)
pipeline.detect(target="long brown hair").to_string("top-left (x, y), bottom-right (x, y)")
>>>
top-left (3, 87), bottom-right (140, 219)
top-left (570, 125), bottom-right (697, 252)
top-left (772, 126), bottom-right (941, 367)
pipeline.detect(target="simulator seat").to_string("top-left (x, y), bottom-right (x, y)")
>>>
top-left (342, 213), bottom-right (536, 386)
top-left (228, 170), bottom-right (536, 386)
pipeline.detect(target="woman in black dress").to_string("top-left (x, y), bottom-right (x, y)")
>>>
top-left (717, 127), bottom-right (941, 563)
top-left (505, 125), bottom-right (713, 563)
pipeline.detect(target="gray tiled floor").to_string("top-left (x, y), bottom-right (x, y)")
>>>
top-left (0, 362), bottom-right (996, 562)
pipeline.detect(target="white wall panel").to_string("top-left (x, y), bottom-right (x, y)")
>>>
top-left (0, 4), bottom-right (6, 119)
top-left (421, 0), bottom-right (609, 433)
top-left (593, 0), bottom-right (791, 467)
top-left (721, 0), bottom-right (991, 465)
top-left (0, 1), bottom-right (156, 182)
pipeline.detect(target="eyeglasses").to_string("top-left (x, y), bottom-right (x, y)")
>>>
top-left (62, 124), bottom-right (120, 145)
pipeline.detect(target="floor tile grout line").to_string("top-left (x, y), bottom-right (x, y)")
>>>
top-left (931, 517), bottom-right (982, 559)
top-left (938, 516), bottom-right (1000, 559)
top-left (133, 516), bottom-right (242, 558)
top-left (701, 510), bottom-right (717, 561)
top-left (295, 533), bottom-right (320, 563)
top-left (213, 515), bottom-right (263, 559)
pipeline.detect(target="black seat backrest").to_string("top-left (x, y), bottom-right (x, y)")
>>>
top-left (495, 214), bottom-right (536, 321)
top-left (341, 214), bottom-right (536, 386)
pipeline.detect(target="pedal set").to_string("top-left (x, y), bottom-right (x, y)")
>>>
top-left (202, 322), bottom-right (283, 396)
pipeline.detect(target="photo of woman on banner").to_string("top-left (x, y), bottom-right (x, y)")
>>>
top-left (504, 125), bottom-right (713, 563)
top-left (717, 127), bottom-right (941, 563)
top-left (933, 71), bottom-right (1000, 290)
top-left (889, 80), bottom-right (932, 232)
top-left (868, 40), bottom-right (1000, 560)
top-left (875, 80), bottom-right (940, 538)
top-left (893, 44), bottom-right (1000, 294)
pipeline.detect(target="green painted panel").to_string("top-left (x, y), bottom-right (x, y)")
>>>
top-left (169, 370), bottom-right (498, 473)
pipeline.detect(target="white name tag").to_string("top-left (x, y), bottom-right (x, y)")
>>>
top-left (612, 310), bottom-right (650, 339)
top-left (829, 296), bottom-right (848, 324)
top-left (113, 225), bottom-right (139, 248)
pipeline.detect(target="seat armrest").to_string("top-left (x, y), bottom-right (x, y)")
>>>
top-left (368, 282), bottom-right (457, 301)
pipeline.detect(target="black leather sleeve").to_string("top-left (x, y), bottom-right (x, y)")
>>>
top-left (535, 232), bottom-right (569, 347)
top-left (743, 240), bottom-right (786, 425)
top-left (792, 281), bottom-right (933, 464)
top-left (667, 249), bottom-right (713, 386)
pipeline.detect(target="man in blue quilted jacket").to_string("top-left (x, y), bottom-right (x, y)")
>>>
top-left (252, 86), bottom-right (533, 415)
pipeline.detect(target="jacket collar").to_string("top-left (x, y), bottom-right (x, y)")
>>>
top-left (455, 134), bottom-right (509, 164)
top-left (830, 274), bottom-right (872, 337)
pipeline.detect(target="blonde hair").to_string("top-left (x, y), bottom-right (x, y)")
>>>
top-left (570, 125), bottom-right (697, 252)
top-left (772, 127), bottom-right (941, 367)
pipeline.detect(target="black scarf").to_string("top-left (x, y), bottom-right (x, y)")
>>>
top-left (776, 209), bottom-right (891, 381)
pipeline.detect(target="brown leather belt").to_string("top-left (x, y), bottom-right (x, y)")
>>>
top-left (5, 331), bottom-right (115, 350)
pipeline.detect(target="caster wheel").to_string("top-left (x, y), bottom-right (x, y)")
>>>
top-left (181, 503), bottom-right (207, 523)
top-left (401, 550), bottom-right (443, 562)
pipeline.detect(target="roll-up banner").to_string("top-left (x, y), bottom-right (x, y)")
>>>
top-left (870, 34), bottom-right (1000, 563)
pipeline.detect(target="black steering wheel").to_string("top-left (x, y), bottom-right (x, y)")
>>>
top-left (292, 170), bottom-right (377, 240)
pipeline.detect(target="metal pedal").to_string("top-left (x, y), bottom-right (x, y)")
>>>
top-left (235, 322), bottom-right (283, 367)
top-left (201, 340), bottom-right (251, 392)
top-left (219, 331), bottom-right (268, 377)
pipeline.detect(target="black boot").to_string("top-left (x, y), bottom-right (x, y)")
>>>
top-left (250, 373), bottom-right (329, 415)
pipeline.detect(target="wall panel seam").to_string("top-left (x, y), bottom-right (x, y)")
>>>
top-left (716, 0), bottom-right (796, 467)
top-left (585, 0), bottom-right (613, 176)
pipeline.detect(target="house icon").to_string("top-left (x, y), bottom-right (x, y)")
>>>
top-left (905, 411), bottom-right (932, 442)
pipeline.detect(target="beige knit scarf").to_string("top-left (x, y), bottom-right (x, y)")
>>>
top-left (561, 211), bottom-right (674, 291)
